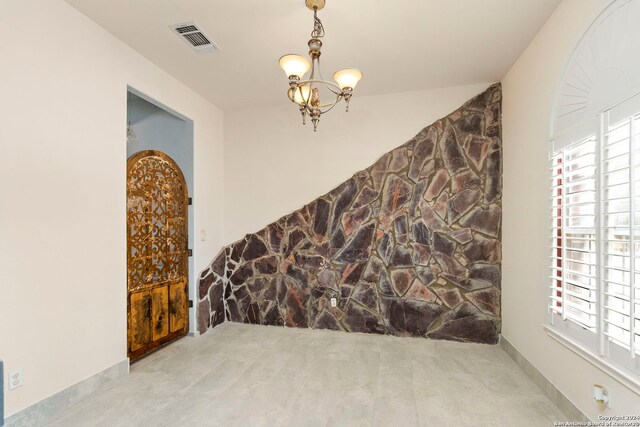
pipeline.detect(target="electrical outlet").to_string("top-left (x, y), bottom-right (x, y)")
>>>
top-left (330, 297), bottom-right (337, 307)
top-left (593, 384), bottom-right (611, 408)
top-left (9, 369), bottom-right (23, 390)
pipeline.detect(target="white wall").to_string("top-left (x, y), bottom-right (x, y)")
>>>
top-left (0, 0), bottom-right (224, 417)
top-left (223, 83), bottom-right (492, 244)
top-left (502, 0), bottom-right (639, 419)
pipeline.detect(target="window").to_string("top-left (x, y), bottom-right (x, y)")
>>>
top-left (550, 102), bottom-right (640, 377)
top-left (547, 0), bottom-right (640, 385)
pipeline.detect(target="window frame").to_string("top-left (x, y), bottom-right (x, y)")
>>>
top-left (547, 93), bottom-right (640, 387)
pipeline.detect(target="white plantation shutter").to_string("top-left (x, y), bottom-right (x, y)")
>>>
top-left (601, 113), bottom-right (640, 355)
top-left (549, 101), bottom-right (640, 374)
top-left (549, 136), bottom-right (598, 331)
top-left (550, 152), bottom-right (563, 316)
top-left (602, 116), bottom-right (632, 350)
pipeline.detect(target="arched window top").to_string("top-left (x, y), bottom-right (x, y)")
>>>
top-left (552, 0), bottom-right (640, 140)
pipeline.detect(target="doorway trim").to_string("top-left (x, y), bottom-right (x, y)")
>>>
top-left (126, 86), bottom-right (196, 342)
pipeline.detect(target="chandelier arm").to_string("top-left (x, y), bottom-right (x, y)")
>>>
top-left (304, 100), bottom-right (339, 110)
top-left (317, 95), bottom-right (345, 115)
top-left (299, 93), bottom-right (344, 113)
top-left (325, 85), bottom-right (342, 96)
top-left (297, 79), bottom-right (341, 91)
top-left (294, 79), bottom-right (342, 109)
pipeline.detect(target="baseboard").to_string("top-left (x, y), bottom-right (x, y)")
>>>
top-left (500, 336), bottom-right (589, 422)
top-left (4, 359), bottom-right (129, 427)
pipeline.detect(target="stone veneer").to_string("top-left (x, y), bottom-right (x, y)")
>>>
top-left (197, 84), bottom-right (502, 344)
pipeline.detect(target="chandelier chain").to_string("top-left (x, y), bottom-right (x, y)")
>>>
top-left (311, 8), bottom-right (325, 39)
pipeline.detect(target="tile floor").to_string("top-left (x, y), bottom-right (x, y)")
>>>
top-left (43, 323), bottom-right (566, 426)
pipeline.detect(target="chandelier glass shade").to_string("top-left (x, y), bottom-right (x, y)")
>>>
top-left (279, 0), bottom-right (362, 131)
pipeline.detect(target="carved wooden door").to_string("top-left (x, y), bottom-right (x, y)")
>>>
top-left (127, 150), bottom-right (189, 361)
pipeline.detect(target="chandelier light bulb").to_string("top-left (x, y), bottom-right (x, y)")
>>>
top-left (288, 85), bottom-right (312, 105)
top-left (279, 54), bottom-right (311, 79)
top-left (333, 68), bottom-right (363, 90)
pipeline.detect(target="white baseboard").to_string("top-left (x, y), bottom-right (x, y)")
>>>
top-left (500, 336), bottom-right (589, 422)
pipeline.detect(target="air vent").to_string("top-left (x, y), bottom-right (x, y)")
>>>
top-left (169, 21), bottom-right (219, 55)
top-left (175, 25), bottom-right (198, 34)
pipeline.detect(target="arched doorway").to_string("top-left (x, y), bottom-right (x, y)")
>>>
top-left (127, 150), bottom-right (189, 361)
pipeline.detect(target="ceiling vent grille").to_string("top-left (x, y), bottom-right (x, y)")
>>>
top-left (169, 21), bottom-right (219, 55)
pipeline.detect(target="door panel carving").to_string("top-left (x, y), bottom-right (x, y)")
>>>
top-left (127, 150), bottom-right (189, 361)
top-left (129, 291), bottom-right (151, 352)
top-left (151, 287), bottom-right (169, 341)
top-left (169, 282), bottom-right (188, 333)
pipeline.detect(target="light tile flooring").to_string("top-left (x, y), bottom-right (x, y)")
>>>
top-left (46, 323), bottom-right (567, 426)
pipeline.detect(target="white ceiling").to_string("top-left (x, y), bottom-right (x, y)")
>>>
top-left (65, 0), bottom-right (560, 111)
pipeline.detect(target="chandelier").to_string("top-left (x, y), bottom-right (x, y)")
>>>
top-left (279, 0), bottom-right (362, 132)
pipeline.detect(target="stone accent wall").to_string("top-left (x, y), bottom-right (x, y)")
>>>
top-left (197, 84), bottom-right (502, 344)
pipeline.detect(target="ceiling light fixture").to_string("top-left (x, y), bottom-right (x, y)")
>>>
top-left (279, 0), bottom-right (362, 132)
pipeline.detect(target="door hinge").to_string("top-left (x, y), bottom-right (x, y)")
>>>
top-left (188, 197), bottom-right (192, 205)
top-left (189, 300), bottom-right (193, 308)
top-left (188, 249), bottom-right (193, 257)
